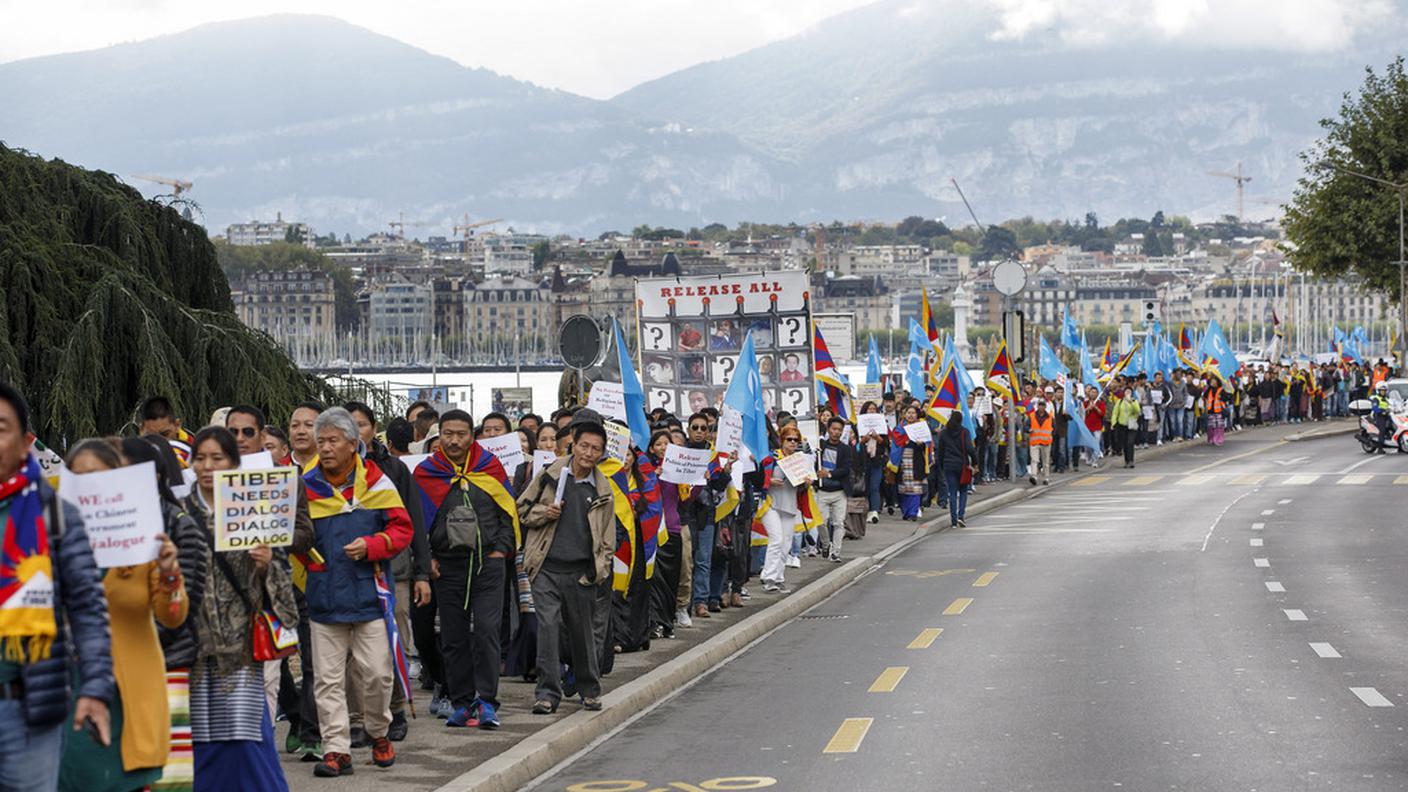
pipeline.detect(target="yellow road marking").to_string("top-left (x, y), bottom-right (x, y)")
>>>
top-left (868, 666), bottom-right (909, 693)
top-left (907, 628), bottom-right (943, 649)
top-left (1178, 473), bottom-right (1215, 485)
top-left (822, 718), bottom-right (873, 754)
top-left (943, 597), bottom-right (973, 615)
top-left (1188, 439), bottom-right (1288, 473)
top-left (1282, 474), bottom-right (1320, 485)
top-left (1396, 475), bottom-right (1408, 485)
top-left (972, 572), bottom-right (999, 587)
top-left (1338, 474), bottom-right (1372, 485)
top-left (1073, 475), bottom-right (1111, 486)
top-left (1125, 475), bottom-right (1162, 486)
top-left (1231, 473), bottom-right (1267, 485)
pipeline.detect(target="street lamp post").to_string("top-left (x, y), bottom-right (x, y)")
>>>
top-left (1321, 161), bottom-right (1407, 365)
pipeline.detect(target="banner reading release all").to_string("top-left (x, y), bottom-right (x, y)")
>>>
top-left (636, 271), bottom-right (815, 418)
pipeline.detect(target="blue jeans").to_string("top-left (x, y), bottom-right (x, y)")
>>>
top-left (1166, 408), bottom-right (1185, 440)
top-left (983, 441), bottom-right (998, 481)
top-left (691, 521), bottom-right (715, 607)
top-left (0, 700), bottom-right (64, 791)
top-left (943, 469), bottom-right (968, 526)
top-left (865, 467), bottom-right (884, 513)
top-left (1015, 445), bottom-right (1030, 477)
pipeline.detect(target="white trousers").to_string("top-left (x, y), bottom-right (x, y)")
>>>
top-left (761, 509), bottom-right (798, 584)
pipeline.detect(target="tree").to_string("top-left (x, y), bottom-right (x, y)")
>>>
top-left (0, 144), bottom-right (337, 443)
top-left (531, 239), bottom-right (551, 270)
top-left (283, 224), bottom-right (306, 245)
top-left (1150, 210), bottom-right (1166, 230)
top-left (976, 226), bottom-right (1020, 261)
top-left (1284, 57), bottom-right (1408, 301)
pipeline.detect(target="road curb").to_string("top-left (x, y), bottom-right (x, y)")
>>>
top-left (1285, 420), bottom-right (1357, 442)
top-left (434, 420), bottom-right (1308, 792)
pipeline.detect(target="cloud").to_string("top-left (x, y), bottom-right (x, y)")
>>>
top-left (986, 0), bottom-right (1394, 51)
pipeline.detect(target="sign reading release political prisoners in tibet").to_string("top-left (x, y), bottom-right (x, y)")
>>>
top-left (636, 271), bottom-right (815, 418)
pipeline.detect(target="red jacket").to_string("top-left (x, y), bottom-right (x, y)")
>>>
top-left (1084, 399), bottom-right (1106, 433)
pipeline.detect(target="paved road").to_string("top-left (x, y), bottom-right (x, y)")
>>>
top-left (532, 430), bottom-right (1408, 791)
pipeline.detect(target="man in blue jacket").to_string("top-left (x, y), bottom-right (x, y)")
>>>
top-left (0, 382), bottom-right (114, 790)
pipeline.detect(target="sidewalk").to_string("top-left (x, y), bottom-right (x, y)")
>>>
top-left (281, 419), bottom-right (1347, 792)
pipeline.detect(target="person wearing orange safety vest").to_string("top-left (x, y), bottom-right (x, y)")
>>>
top-left (1028, 398), bottom-right (1054, 486)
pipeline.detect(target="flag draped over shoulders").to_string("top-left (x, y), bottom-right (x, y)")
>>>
top-left (413, 445), bottom-right (520, 547)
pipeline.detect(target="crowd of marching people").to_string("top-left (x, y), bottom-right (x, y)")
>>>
top-left (0, 352), bottom-right (1393, 790)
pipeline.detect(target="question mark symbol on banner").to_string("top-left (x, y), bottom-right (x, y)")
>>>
top-left (649, 326), bottom-right (665, 348)
top-left (784, 316), bottom-right (801, 344)
top-left (789, 389), bottom-right (805, 412)
top-left (720, 356), bottom-right (735, 383)
top-left (660, 390), bottom-right (672, 410)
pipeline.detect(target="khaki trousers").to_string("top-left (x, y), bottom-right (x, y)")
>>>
top-left (313, 619), bottom-right (392, 755)
top-left (349, 579), bottom-right (413, 726)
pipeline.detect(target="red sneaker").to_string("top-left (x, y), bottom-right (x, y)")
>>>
top-left (372, 737), bottom-right (396, 768)
top-left (313, 752), bottom-right (353, 777)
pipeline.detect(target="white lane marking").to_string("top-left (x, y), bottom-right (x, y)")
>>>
top-left (1251, 522), bottom-right (1265, 530)
top-left (1310, 642), bottom-right (1341, 658)
top-left (1278, 499), bottom-right (1292, 505)
top-left (1284, 609), bottom-right (1308, 621)
top-left (1009, 504), bottom-right (1151, 511)
top-left (1250, 538), bottom-right (1264, 547)
top-left (1261, 509), bottom-right (1275, 516)
top-left (1351, 687), bottom-right (1394, 707)
top-left (1200, 489), bottom-right (1257, 553)
top-left (1339, 454), bottom-right (1387, 474)
top-left (1337, 474), bottom-right (1373, 485)
top-left (1265, 582), bottom-right (1285, 592)
top-left (1254, 558), bottom-right (1271, 567)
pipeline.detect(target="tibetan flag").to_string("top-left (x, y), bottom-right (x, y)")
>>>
top-left (986, 339), bottom-right (1014, 399)
top-left (0, 454), bottom-right (57, 661)
top-left (599, 457), bottom-right (637, 593)
top-left (1101, 337), bottom-right (1117, 371)
top-left (921, 287), bottom-right (941, 344)
top-left (814, 323), bottom-right (854, 422)
top-left (413, 444), bottom-right (521, 548)
top-left (635, 456), bottom-right (664, 580)
top-left (304, 454), bottom-right (404, 519)
top-left (375, 569), bottom-right (414, 714)
top-left (926, 361), bottom-right (961, 423)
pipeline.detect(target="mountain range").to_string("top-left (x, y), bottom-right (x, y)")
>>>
top-left (1, 4), bottom-right (1403, 236)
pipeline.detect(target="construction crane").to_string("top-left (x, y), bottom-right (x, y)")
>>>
top-left (131, 174), bottom-right (193, 197)
top-left (388, 211), bottom-right (429, 239)
top-left (452, 214), bottom-right (503, 245)
top-left (1208, 162), bottom-right (1253, 222)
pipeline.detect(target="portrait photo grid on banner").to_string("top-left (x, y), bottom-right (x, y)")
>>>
top-left (635, 271), bottom-right (816, 418)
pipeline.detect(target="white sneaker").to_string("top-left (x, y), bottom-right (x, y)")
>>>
top-left (675, 608), bottom-right (693, 628)
top-left (786, 555), bottom-right (801, 568)
top-left (866, 511), bottom-right (879, 524)
top-left (916, 508), bottom-right (924, 519)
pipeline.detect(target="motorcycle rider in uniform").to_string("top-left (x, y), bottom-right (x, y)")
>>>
top-left (1370, 382), bottom-right (1395, 453)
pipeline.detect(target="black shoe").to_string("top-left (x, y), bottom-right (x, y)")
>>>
top-left (707, 601), bottom-right (722, 613)
top-left (387, 711), bottom-right (408, 742)
top-left (349, 726), bottom-right (370, 749)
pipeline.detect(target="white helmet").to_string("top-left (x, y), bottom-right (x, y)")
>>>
top-left (1375, 382), bottom-right (1388, 393)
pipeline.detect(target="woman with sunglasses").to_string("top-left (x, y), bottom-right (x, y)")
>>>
top-left (758, 424), bottom-right (809, 594)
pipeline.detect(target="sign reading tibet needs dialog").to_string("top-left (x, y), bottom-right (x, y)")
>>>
top-left (214, 467), bottom-right (299, 551)
top-left (658, 444), bottom-right (713, 485)
top-left (60, 461), bottom-right (163, 568)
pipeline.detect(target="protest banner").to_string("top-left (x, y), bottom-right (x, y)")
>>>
top-left (812, 313), bottom-right (856, 361)
top-left (533, 449), bottom-right (557, 478)
top-left (714, 407), bottom-right (744, 458)
top-left (214, 466), bottom-right (299, 551)
top-left (240, 450), bottom-right (274, 470)
top-left (856, 382), bottom-right (884, 403)
top-left (777, 452), bottom-right (816, 486)
top-left (60, 461), bottom-right (162, 568)
top-left (857, 413), bottom-right (889, 438)
top-left (478, 433), bottom-right (525, 475)
top-left (604, 421), bottom-right (631, 463)
top-left (904, 421), bottom-right (933, 444)
top-left (491, 387), bottom-right (534, 419)
top-left (795, 418), bottom-right (820, 453)
top-left (586, 381), bottom-right (627, 421)
top-left (659, 444), bottom-right (712, 485)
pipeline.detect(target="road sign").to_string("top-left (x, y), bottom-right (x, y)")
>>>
top-left (993, 260), bottom-right (1027, 296)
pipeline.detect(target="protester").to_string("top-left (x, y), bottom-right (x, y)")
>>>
top-left (897, 405), bottom-right (927, 520)
top-left (0, 383), bottom-right (113, 790)
top-left (140, 396), bottom-right (195, 466)
top-left (287, 402), bottom-right (323, 471)
top-left (184, 426), bottom-right (293, 791)
top-left (934, 416), bottom-right (978, 529)
top-left (815, 417), bottom-right (852, 562)
top-left (1028, 398), bottom-right (1054, 486)
top-left (759, 424), bottom-right (808, 592)
top-left (297, 408), bottom-right (414, 776)
top-left (224, 406), bottom-right (267, 457)
top-left (60, 439), bottom-right (188, 792)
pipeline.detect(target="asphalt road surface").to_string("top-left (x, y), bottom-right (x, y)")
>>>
top-left (532, 430), bottom-right (1408, 792)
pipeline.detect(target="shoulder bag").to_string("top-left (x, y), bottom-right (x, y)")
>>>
top-left (214, 553), bottom-right (298, 662)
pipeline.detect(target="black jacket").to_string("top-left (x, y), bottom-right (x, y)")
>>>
top-left (368, 441), bottom-right (431, 582)
top-left (934, 425), bottom-right (978, 473)
top-left (816, 439), bottom-right (854, 493)
top-left (157, 500), bottom-right (209, 670)
top-left (429, 481), bottom-right (515, 560)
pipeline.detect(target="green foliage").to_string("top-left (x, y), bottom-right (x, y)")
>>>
top-left (214, 240), bottom-right (358, 329)
top-left (1284, 56), bottom-right (1408, 301)
top-left (531, 239), bottom-right (551, 270)
top-left (977, 226), bottom-right (1020, 261)
top-left (0, 144), bottom-right (334, 443)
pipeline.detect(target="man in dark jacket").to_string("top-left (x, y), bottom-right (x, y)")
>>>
top-left (413, 410), bottom-right (518, 731)
top-left (0, 382), bottom-right (114, 788)
top-left (815, 416), bottom-right (853, 562)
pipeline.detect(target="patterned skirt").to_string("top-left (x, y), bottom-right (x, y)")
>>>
top-left (152, 669), bottom-right (194, 792)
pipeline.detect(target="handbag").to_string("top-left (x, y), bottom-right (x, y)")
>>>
top-left (959, 465), bottom-right (974, 486)
top-left (214, 553), bottom-right (298, 662)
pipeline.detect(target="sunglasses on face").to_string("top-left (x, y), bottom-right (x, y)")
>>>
top-left (690, 424), bottom-right (708, 431)
top-left (231, 426), bottom-right (259, 438)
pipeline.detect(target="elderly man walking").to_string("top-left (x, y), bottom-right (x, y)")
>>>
top-left (296, 407), bottom-right (414, 777)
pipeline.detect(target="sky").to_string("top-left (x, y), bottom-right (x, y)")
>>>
top-left (0, 0), bottom-right (1395, 98)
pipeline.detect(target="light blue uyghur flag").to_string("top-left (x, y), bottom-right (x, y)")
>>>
top-left (1064, 381), bottom-right (1102, 453)
top-left (1061, 307), bottom-right (1083, 350)
top-left (906, 319), bottom-right (929, 398)
top-left (612, 317), bottom-right (652, 450)
top-left (1198, 319), bottom-right (1240, 383)
top-left (1079, 339), bottom-right (1098, 389)
top-left (866, 335), bottom-right (883, 383)
top-left (722, 331), bottom-right (772, 462)
top-left (1038, 335), bottom-right (1068, 382)
top-left (942, 335), bottom-right (977, 434)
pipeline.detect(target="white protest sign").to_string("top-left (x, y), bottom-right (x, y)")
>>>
top-left (172, 466), bottom-right (197, 500)
top-left (604, 422), bottom-right (631, 463)
top-left (841, 425), bottom-right (853, 444)
top-left (857, 413), bottom-right (889, 438)
top-left (714, 407), bottom-right (744, 458)
top-left (478, 433), bottom-right (525, 474)
top-left (795, 419), bottom-right (820, 451)
top-left (533, 449), bottom-right (557, 478)
top-left (586, 381), bottom-right (627, 422)
top-left (401, 454), bottom-right (430, 474)
top-left (60, 461), bottom-right (163, 568)
top-left (976, 395), bottom-right (994, 416)
top-left (240, 450), bottom-right (275, 470)
top-left (777, 452), bottom-right (816, 486)
top-left (554, 466), bottom-right (571, 505)
top-left (856, 382), bottom-right (884, 403)
top-left (1150, 389), bottom-right (1164, 405)
top-left (213, 466), bottom-right (299, 551)
top-left (729, 453), bottom-right (754, 491)
top-left (903, 421), bottom-right (933, 444)
top-left (660, 444), bottom-right (712, 485)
